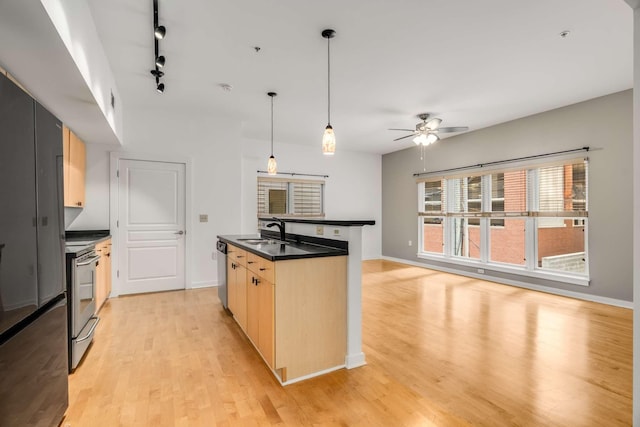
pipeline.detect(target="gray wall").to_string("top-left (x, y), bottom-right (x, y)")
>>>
top-left (382, 90), bottom-right (633, 302)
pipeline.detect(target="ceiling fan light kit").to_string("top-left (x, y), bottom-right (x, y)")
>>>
top-left (321, 29), bottom-right (336, 155)
top-left (391, 113), bottom-right (469, 147)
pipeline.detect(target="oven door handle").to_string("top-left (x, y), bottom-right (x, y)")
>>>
top-left (76, 316), bottom-right (100, 343)
top-left (76, 255), bottom-right (101, 267)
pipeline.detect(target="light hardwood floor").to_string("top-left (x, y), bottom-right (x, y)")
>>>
top-left (63, 260), bottom-right (632, 426)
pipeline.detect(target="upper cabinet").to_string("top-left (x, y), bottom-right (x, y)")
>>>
top-left (63, 125), bottom-right (86, 208)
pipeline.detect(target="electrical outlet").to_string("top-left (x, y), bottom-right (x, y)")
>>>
top-left (333, 229), bottom-right (340, 235)
top-left (477, 268), bottom-right (484, 274)
top-left (408, 240), bottom-right (412, 246)
top-left (316, 226), bottom-right (324, 235)
top-left (199, 214), bottom-right (208, 223)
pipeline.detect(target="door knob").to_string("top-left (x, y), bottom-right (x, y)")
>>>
top-left (174, 230), bottom-right (184, 235)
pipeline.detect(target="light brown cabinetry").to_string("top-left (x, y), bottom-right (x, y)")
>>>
top-left (227, 244), bottom-right (248, 332)
top-left (225, 241), bottom-right (347, 383)
top-left (246, 252), bottom-right (275, 368)
top-left (62, 125), bottom-right (86, 207)
top-left (95, 238), bottom-right (112, 313)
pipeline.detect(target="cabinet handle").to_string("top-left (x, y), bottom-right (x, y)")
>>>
top-left (247, 261), bottom-right (255, 264)
top-left (237, 255), bottom-right (244, 258)
top-left (259, 268), bottom-right (266, 271)
top-left (76, 201), bottom-right (82, 206)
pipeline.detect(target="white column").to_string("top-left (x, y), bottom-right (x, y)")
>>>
top-left (345, 226), bottom-right (366, 368)
top-left (625, 1), bottom-right (640, 425)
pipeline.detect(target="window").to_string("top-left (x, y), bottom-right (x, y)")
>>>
top-left (417, 158), bottom-right (589, 283)
top-left (420, 179), bottom-right (445, 254)
top-left (257, 177), bottom-right (325, 217)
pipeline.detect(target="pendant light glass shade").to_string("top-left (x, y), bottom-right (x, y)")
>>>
top-left (267, 155), bottom-right (277, 175)
top-left (322, 125), bottom-right (336, 155)
top-left (267, 92), bottom-right (278, 175)
top-left (322, 29), bottom-right (336, 155)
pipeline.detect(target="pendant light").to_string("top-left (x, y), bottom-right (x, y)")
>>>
top-left (321, 29), bottom-right (336, 155)
top-left (267, 92), bottom-right (278, 175)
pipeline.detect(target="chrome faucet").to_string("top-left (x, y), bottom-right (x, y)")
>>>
top-left (266, 217), bottom-right (286, 242)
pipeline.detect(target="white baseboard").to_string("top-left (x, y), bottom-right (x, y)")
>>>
top-left (381, 256), bottom-right (633, 309)
top-left (345, 352), bottom-right (367, 369)
top-left (190, 281), bottom-right (218, 289)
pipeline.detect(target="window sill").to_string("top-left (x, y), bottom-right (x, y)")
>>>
top-left (416, 252), bottom-right (590, 286)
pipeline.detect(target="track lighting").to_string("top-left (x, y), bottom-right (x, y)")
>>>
top-left (321, 29), bottom-right (336, 155)
top-left (151, 0), bottom-right (166, 93)
top-left (154, 25), bottom-right (166, 40)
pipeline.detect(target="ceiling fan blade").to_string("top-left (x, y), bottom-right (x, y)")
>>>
top-left (393, 134), bottom-right (417, 141)
top-left (388, 128), bottom-right (415, 132)
top-left (436, 126), bottom-right (469, 133)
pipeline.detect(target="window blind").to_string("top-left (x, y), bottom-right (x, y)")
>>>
top-left (257, 177), bottom-right (325, 217)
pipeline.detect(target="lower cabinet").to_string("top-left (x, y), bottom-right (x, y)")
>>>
top-left (95, 238), bottom-right (112, 313)
top-left (247, 269), bottom-right (274, 368)
top-left (225, 243), bottom-right (347, 383)
top-left (227, 245), bottom-right (247, 332)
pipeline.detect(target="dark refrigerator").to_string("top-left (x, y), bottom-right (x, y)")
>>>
top-left (0, 73), bottom-right (69, 425)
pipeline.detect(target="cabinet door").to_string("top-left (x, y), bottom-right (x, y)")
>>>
top-left (235, 264), bottom-right (247, 332)
top-left (62, 126), bottom-right (71, 206)
top-left (104, 239), bottom-right (112, 298)
top-left (227, 257), bottom-right (237, 315)
top-left (246, 274), bottom-right (259, 345)
top-left (258, 279), bottom-right (275, 368)
top-left (65, 130), bottom-right (85, 207)
top-left (95, 242), bottom-right (106, 312)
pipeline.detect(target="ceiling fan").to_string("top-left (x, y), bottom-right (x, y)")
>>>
top-left (390, 113), bottom-right (469, 146)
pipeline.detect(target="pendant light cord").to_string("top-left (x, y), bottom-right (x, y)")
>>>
top-left (327, 36), bottom-right (331, 126)
top-left (270, 95), bottom-right (274, 156)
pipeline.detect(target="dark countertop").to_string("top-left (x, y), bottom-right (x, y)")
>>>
top-left (218, 234), bottom-right (348, 261)
top-left (258, 217), bottom-right (375, 227)
top-left (65, 230), bottom-right (111, 255)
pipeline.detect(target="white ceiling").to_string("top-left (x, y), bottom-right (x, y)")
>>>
top-left (2, 1), bottom-right (634, 154)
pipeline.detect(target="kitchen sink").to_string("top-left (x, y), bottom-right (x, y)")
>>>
top-left (237, 238), bottom-right (288, 245)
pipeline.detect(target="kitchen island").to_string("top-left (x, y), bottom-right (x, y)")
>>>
top-left (218, 218), bottom-right (374, 384)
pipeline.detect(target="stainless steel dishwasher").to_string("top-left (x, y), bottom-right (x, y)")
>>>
top-left (216, 240), bottom-right (228, 309)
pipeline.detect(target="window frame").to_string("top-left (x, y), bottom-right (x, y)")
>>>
top-left (257, 176), bottom-right (326, 218)
top-left (416, 158), bottom-right (589, 286)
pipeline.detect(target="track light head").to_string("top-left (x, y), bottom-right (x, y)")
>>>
top-left (155, 55), bottom-right (165, 68)
top-left (150, 69), bottom-right (164, 78)
top-left (156, 82), bottom-right (165, 93)
top-left (154, 25), bottom-right (166, 39)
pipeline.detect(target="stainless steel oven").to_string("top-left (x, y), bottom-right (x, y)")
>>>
top-left (66, 245), bottom-right (100, 371)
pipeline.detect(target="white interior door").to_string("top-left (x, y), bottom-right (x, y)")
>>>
top-left (117, 159), bottom-right (186, 295)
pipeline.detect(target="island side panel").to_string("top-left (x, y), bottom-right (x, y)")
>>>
top-left (274, 256), bottom-right (347, 381)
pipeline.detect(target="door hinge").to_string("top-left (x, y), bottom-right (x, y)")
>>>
top-left (117, 220), bottom-right (119, 227)
top-left (117, 270), bottom-right (120, 278)
top-left (116, 169), bottom-right (119, 178)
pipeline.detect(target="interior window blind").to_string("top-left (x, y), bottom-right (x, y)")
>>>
top-left (257, 177), bottom-right (325, 217)
top-left (292, 181), bottom-right (323, 216)
top-left (535, 160), bottom-right (588, 217)
top-left (422, 179), bottom-right (445, 215)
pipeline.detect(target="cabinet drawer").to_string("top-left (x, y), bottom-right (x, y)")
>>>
top-left (227, 244), bottom-right (247, 266)
top-left (246, 252), bottom-right (275, 283)
top-left (257, 257), bottom-right (275, 284)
